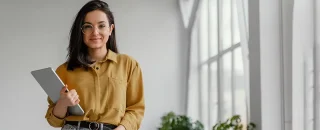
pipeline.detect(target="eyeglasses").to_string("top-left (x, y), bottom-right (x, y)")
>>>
top-left (81, 24), bottom-right (110, 35)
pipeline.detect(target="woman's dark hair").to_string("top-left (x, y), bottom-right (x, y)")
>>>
top-left (66, 0), bottom-right (118, 70)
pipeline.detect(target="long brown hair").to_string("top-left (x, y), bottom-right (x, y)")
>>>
top-left (67, 0), bottom-right (118, 70)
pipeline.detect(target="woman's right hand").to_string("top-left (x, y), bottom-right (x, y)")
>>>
top-left (57, 85), bottom-right (80, 107)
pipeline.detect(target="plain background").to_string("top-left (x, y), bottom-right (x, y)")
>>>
top-left (0, 0), bottom-right (188, 130)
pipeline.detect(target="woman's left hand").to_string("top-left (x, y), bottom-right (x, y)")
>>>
top-left (114, 125), bottom-right (126, 130)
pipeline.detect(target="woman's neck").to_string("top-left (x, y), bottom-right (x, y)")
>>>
top-left (88, 48), bottom-right (107, 62)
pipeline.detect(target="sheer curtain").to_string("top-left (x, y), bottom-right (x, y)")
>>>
top-left (292, 0), bottom-right (320, 130)
top-left (182, 0), bottom-right (320, 129)
top-left (184, 0), bottom-right (249, 129)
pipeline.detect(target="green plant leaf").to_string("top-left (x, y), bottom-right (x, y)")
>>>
top-left (212, 115), bottom-right (256, 130)
top-left (158, 112), bottom-right (204, 130)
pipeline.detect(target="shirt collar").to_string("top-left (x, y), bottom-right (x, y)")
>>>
top-left (101, 49), bottom-right (118, 63)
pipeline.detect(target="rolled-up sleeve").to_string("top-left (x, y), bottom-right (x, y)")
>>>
top-left (45, 97), bottom-right (65, 127)
top-left (120, 62), bottom-right (145, 130)
top-left (45, 64), bottom-right (67, 127)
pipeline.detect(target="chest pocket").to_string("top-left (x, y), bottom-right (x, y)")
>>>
top-left (108, 77), bottom-right (127, 88)
top-left (107, 76), bottom-right (127, 109)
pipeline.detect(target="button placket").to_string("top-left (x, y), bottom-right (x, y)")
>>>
top-left (90, 64), bottom-right (100, 120)
top-left (93, 63), bottom-right (101, 120)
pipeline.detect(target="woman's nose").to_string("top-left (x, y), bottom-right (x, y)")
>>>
top-left (92, 27), bottom-right (99, 35)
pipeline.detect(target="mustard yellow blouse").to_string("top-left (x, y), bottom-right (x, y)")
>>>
top-left (45, 50), bottom-right (145, 130)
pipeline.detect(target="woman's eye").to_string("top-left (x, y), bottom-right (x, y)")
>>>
top-left (99, 25), bottom-right (106, 28)
top-left (83, 25), bottom-right (92, 29)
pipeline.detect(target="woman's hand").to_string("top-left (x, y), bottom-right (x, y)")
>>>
top-left (114, 125), bottom-right (126, 130)
top-left (53, 85), bottom-right (80, 119)
top-left (57, 85), bottom-right (80, 107)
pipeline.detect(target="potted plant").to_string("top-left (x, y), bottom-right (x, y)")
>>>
top-left (158, 111), bottom-right (204, 130)
top-left (212, 115), bottom-right (256, 130)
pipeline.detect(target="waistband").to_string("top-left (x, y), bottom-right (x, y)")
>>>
top-left (65, 121), bottom-right (117, 130)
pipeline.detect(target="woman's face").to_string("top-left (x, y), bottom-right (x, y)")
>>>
top-left (82, 10), bottom-right (114, 49)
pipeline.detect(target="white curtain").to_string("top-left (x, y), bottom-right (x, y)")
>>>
top-left (184, 0), bottom-right (249, 129)
top-left (181, 0), bottom-right (320, 129)
top-left (235, 0), bottom-right (250, 121)
top-left (186, 10), bottom-right (201, 123)
top-left (292, 0), bottom-right (320, 130)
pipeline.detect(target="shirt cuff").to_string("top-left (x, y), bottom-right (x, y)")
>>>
top-left (120, 119), bottom-right (135, 130)
top-left (46, 107), bottom-right (66, 127)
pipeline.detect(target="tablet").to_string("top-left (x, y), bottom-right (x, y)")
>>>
top-left (31, 67), bottom-right (84, 116)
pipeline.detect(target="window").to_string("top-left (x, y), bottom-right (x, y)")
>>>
top-left (188, 0), bottom-right (248, 129)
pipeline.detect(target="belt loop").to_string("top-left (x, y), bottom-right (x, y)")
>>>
top-left (62, 119), bottom-right (66, 127)
top-left (77, 121), bottom-right (81, 130)
top-left (100, 123), bottom-right (103, 130)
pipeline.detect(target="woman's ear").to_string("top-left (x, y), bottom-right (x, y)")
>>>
top-left (109, 24), bottom-right (115, 36)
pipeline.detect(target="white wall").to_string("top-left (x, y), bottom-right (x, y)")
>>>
top-left (0, 0), bottom-right (187, 130)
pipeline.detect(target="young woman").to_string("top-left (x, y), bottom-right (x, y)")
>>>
top-left (45, 1), bottom-right (145, 130)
